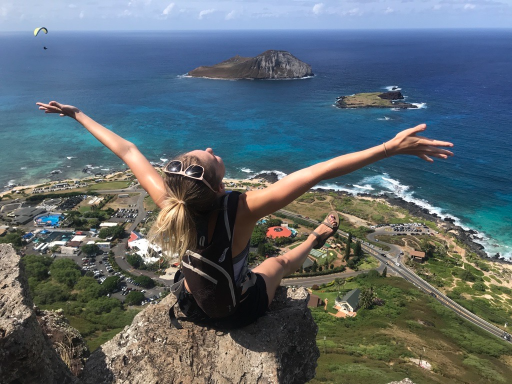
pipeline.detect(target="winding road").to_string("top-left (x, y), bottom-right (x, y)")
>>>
top-left (279, 209), bottom-right (511, 343)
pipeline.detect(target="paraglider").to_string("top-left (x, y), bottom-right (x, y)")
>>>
top-left (34, 27), bottom-right (49, 50)
top-left (34, 27), bottom-right (48, 37)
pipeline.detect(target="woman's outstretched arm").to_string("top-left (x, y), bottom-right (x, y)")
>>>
top-left (36, 101), bottom-right (168, 207)
top-left (241, 124), bottom-right (454, 220)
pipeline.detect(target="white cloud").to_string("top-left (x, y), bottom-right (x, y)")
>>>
top-left (68, 4), bottom-right (77, 9)
top-left (119, 9), bottom-right (132, 17)
top-left (384, 7), bottom-right (394, 14)
top-left (199, 9), bottom-right (215, 20)
top-left (162, 3), bottom-right (175, 16)
top-left (225, 10), bottom-right (236, 20)
top-left (312, 3), bottom-right (325, 15)
top-left (79, 11), bottom-right (84, 19)
top-left (433, 4), bottom-right (442, 10)
top-left (344, 8), bottom-right (362, 16)
top-left (464, 3), bottom-right (476, 9)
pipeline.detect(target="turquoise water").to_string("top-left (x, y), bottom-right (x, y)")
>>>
top-left (0, 29), bottom-right (511, 258)
top-left (35, 214), bottom-right (62, 226)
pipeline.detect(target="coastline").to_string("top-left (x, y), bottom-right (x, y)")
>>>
top-left (2, 169), bottom-right (509, 264)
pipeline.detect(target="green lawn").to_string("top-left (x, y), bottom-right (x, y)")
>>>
top-left (310, 274), bottom-right (512, 384)
top-left (87, 181), bottom-right (131, 191)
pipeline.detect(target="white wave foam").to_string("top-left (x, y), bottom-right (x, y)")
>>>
top-left (411, 102), bottom-right (427, 109)
top-left (7, 179), bottom-right (16, 187)
top-left (391, 108), bottom-right (401, 111)
top-left (385, 85), bottom-right (402, 91)
top-left (20, 167), bottom-right (27, 170)
top-left (377, 116), bottom-right (391, 121)
top-left (160, 158), bottom-right (168, 164)
top-left (257, 170), bottom-right (288, 180)
top-left (101, 168), bottom-right (110, 172)
top-left (67, 156), bottom-right (77, 160)
top-left (240, 168), bottom-right (253, 173)
top-left (353, 184), bottom-right (375, 191)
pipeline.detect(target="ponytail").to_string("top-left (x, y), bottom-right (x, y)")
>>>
top-left (148, 154), bottom-right (220, 262)
top-left (148, 195), bottom-right (196, 261)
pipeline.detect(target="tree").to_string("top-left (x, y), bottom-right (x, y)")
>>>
top-left (312, 260), bottom-right (318, 272)
top-left (125, 291), bottom-right (145, 306)
top-left (382, 266), bottom-right (388, 277)
top-left (354, 241), bottom-right (363, 258)
top-left (134, 275), bottom-right (155, 289)
top-left (266, 218), bottom-right (283, 228)
top-left (250, 226), bottom-right (267, 247)
top-left (22, 254), bottom-right (52, 281)
top-left (360, 287), bottom-right (376, 309)
top-left (99, 225), bottom-right (124, 240)
top-left (127, 254), bottom-right (144, 269)
top-left (334, 278), bottom-right (345, 294)
top-left (81, 244), bottom-right (101, 257)
top-left (473, 282), bottom-right (486, 292)
top-left (50, 258), bottom-right (81, 287)
top-left (102, 276), bottom-right (121, 293)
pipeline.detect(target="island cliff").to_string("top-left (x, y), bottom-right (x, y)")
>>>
top-left (188, 50), bottom-right (313, 80)
top-left (336, 90), bottom-right (418, 109)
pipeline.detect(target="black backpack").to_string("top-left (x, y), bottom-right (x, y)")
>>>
top-left (170, 191), bottom-right (242, 324)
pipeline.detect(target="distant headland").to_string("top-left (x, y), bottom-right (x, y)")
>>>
top-left (187, 50), bottom-right (313, 80)
top-left (336, 90), bottom-right (418, 109)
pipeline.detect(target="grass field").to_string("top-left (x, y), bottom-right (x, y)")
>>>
top-left (310, 274), bottom-right (512, 384)
top-left (86, 181), bottom-right (131, 191)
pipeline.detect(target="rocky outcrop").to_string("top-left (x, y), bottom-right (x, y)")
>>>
top-left (36, 308), bottom-right (90, 377)
top-left (378, 90), bottom-right (404, 100)
top-left (336, 91), bottom-right (417, 109)
top-left (0, 243), bottom-right (319, 384)
top-left (188, 50), bottom-right (313, 80)
top-left (251, 172), bottom-right (280, 184)
top-left (0, 244), bottom-right (77, 384)
top-left (82, 287), bottom-right (319, 383)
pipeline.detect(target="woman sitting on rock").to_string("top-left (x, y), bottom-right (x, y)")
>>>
top-left (36, 101), bottom-right (453, 327)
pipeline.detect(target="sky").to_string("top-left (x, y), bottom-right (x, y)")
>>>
top-left (0, 0), bottom-right (511, 31)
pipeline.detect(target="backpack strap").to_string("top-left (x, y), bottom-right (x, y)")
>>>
top-left (222, 191), bottom-right (241, 244)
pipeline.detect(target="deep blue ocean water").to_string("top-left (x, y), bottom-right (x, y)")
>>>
top-left (1, 29), bottom-right (511, 258)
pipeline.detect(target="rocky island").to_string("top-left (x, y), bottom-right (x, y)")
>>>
top-left (187, 50), bottom-right (313, 80)
top-left (336, 90), bottom-right (418, 109)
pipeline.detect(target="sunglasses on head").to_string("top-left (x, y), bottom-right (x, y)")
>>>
top-left (163, 160), bottom-right (216, 193)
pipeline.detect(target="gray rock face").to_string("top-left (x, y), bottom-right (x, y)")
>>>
top-left (0, 243), bottom-right (320, 384)
top-left (37, 308), bottom-right (90, 377)
top-left (0, 244), bottom-right (77, 384)
top-left (82, 287), bottom-right (319, 383)
top-left (188, 50), bottom-right (313, 79)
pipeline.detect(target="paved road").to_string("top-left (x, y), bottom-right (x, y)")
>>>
top-left (278, 209), bottom-right (511, 343)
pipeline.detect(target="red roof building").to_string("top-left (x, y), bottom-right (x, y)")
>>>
top-left (266, 226), bottom-right (292, 239)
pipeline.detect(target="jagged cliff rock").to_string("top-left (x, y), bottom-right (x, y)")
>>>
top-left (188, 50), bottom-right (313, 79)
top-left (0, 243), bottom-right (319, 384)
top-left (82, 287), bottom-right (319, 383)
top-left (0, 244), bottom-right (77, 384)
top-left (36, 308), bottom-right (90, 376)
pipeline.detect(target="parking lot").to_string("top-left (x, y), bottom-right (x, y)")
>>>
top-left (59, 253), bottom-right (164, 305)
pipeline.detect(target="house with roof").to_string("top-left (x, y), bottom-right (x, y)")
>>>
top-left (410, 250), bottom-right (427, 262)
top-left (333, 288), bottom-right (361, 318)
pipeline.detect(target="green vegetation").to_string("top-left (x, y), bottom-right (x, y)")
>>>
top-left (86, 181), bottom-right (130, 191)
top-left (99, 225), bottom-right (125, 240)
top-left (22, 254), bottom-right (140, 351)
top-left (310, 274), bottom-right (512, 384)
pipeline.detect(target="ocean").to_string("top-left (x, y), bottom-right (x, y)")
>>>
top-left (0, 29), bottom-right (511, 259)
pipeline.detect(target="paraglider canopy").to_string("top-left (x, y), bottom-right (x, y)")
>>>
top-left (34, 27), bottom-right (48, 37)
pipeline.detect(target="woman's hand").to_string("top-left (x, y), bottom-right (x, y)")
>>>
top-left (36, 101), bottom-right (81, 119)
top-left (386, 124), bottom-right (454, 162)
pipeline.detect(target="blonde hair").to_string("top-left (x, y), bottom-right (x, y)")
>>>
top-left (148, 154), bottom-right (220, 261)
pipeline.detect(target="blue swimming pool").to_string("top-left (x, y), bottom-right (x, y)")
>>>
top-left (35, 214), bottom-right (62, 226)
